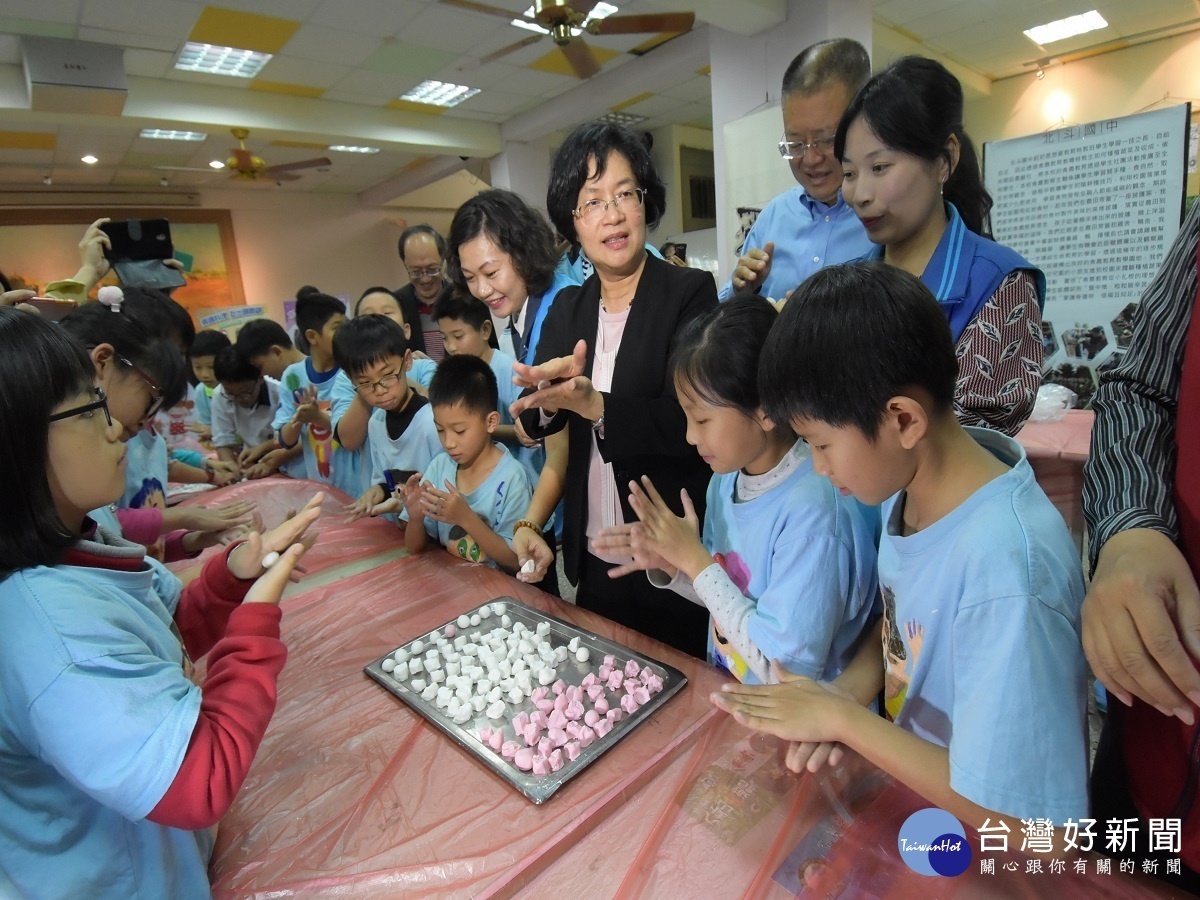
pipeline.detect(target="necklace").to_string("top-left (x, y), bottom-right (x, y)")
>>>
top-left (600, 294), bottom-right (632, 314)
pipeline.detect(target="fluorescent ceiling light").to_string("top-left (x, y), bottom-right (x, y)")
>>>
top-left (174, 41), bottom-right (272, 78)
top-left (598, 111), bottom-right (647, 127)
top-left (140, 128), bottom-right (207, 141)
top-left (1024, 10), bottom-right (1107, 45)
top-left (400, 80), bottom-right (480, 108)
top-left (329, 145), bottom-right (380, 153)
top-left (512, 1), bottom-right (617, 35)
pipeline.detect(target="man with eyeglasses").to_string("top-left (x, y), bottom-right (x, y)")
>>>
top-left (394, 224), bottom-right (453, 361)
top-left (718, 38), bottom-right (876, 301)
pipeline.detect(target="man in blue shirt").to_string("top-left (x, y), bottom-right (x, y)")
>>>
top-left (719, 39), bottom-right (876, 301)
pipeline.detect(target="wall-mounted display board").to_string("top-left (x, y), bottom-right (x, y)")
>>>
top-left (984, 105), bottom-right (1189, 405)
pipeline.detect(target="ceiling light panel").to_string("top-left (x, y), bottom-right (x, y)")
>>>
top-left (328, 145), bottom-right (381, 153)
top-left (174, 42), bottom-right (273, 77)
top-left (139, 129), bottom-right (208, 141)
top-left (400, 80), bottom-right (480, 108)
top-left (1024, 10), bottom-right (1108, 46)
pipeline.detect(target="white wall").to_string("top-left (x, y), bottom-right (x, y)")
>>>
top-left (650, 123), bottom-right (715, 242)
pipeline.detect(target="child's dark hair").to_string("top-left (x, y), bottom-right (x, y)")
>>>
top-left (835, 56), bottom-right (992, 237)
top-left (0, 308), bottom-right (101, 579)
top-left (294, 291), bottom-right (344, 353)
top-left (332, 314), bottom-right (410, 379)
top-left (213, 346), bottom-right (260, 384)
top-left (236, 318), bottom-right (293, 360)
top-left (432, 291), bottom-right (492, 333)
top-left (446, 189), bottom-right (559, 300)
top-left (546, 122), bottom-right (666, 244)
top-left (429, 353), bottom-right (498, 418)
top-left (59, 289), bottom-right (187, 410)
top-left (672, 296), bottom-right (781, 420)
top-left (190, 329), bottom-right (231, 360)
top-left (759, 261), bottom-right (957, 437)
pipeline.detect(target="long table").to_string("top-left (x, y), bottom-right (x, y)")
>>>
top-left (193, 478), bottom-right (1172, 899)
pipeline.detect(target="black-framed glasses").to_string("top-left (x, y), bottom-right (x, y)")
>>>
top-left (356, 371), bottom-right (404, 395)
top-left (406, 265), bottom-right (443, 280)
top-left (778, 135), bottom-right (836, 160)
top-left (573, 188), bottom-right (646, 223)
top-left (225, 379), bottom-right (263, 403)
top-left (118, 355), bottom-right (164, 420)
top-left (50, 387), bottom-right (113, 427)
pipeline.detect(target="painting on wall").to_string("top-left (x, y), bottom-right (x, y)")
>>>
top-left (0, 208), bottom-right (245, 319)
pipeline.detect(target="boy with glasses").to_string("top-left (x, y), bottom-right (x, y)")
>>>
top-left (211, 347), bottom-right (301, 480)
top-left (334, 315), bottom-right (441, 523)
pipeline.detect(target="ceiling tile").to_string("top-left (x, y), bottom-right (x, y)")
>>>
top-left (658, 74), bottom-right (712, 104)
top-left (51, 164), bottom-right (116, 183)
top-left (361, 40), bottom-right (454, 77)
top-left (187, 5), bottom-right (300, 54)
top-left (256, 55), bottom-right (351, 88)
top-left (75, 26), bottom-right (180, 53)
top-left (453, 89), bottom-right (533, 115)
top-left (82, 0), bottom-right (200, 41)
top-left (528, 43), bottom-right (619, 77)
top-left (902, 0), bottom-right (1010, 41)
top-left (123, 48), bottom-right (175, 78)
top-left (1, 148), bottom-right (55, 164)
top-left (0, 17), bottom-right (75, 39)
top-left (215, 0), bottom-right (324, 20)
top-left (488, 65), bottom-right (576, 98)
top-left (0, 131), bottom-right (55, 149)
top-left (399, 3), bottom-right (524, 54)
top-left (308, 0), bottom-right (425, 37)
top-left (330, 68), bottom-right (421, 100)
top-left (277, 22), bottom-right (382, 67)
top-left (873, 0), bottom-right (966, 27)
top-left (0, 0), bottom-right (80, 24)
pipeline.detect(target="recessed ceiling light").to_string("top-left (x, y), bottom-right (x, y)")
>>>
top-left (81, 155), bottom-right (98, 164)
top-left (1024, 10), bottom-right (1107, 46)
top-left (597, 111), bottom-right (647, 127)
top-left (328, 145), bottom-right (380, 154)
top-left (174, 41), bottom-right (273, 78)
top-left (512, 1), bottom-right (617, 35)
top-left (140, 128), bottom-right (208, 141)
top-left (400, 80), bottom-right (480, 108)
top-left (209, 160), bottom-right (226, 169)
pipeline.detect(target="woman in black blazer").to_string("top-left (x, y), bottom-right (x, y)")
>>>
top-left (512, 122), bottom-right (717, 656)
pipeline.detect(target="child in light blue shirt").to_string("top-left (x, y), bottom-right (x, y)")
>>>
top-left (712, 262), bottom-right (1088, 825)
top-left (595, 297), bottom-right (878, 685)
top-left (401, 355), bottom-right (531, 572)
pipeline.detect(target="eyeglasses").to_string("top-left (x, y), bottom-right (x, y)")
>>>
top-left (356, 372), bottom-right (404, 395)
top-left (50, 387), bottom-right (113, 427)
top-left (119, 356), bottom-right (164, 420)
top-left (778, 136), bottom-right (836, 160)
top-left (406, 265), bottom-right (443, 280)
top-left (226, 380), bottom-right (262, 403)
top-left (573, 188), bottom-right (646, 223)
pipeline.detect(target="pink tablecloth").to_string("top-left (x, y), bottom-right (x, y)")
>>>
top-left (1016, 410), bottom-right (1095, 553)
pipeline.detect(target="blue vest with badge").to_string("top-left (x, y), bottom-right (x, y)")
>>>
top-left (869, 203), bottom-right (1045, 342)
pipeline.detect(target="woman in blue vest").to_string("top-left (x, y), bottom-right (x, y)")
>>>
top-left (446, 189), bottom-right (581, 592)
top-left (836, 55), bottom-right (1045, 436)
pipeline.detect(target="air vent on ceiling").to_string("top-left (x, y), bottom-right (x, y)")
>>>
top-left (21, 37), bottom-right (128, 116)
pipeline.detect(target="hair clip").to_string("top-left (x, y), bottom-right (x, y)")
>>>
top-left (97, 285), bottom-right (124, 313)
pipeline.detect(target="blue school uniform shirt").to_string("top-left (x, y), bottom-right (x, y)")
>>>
top-left (273, 359), bottom-right (365, 496)
top-left (366, 395), bottom-right (442, 502)
top-left (718, 187), bottom-right (874, 300)
top-left (878, 426), bottom-right (1088, 823)
top-left (864, 203), bottom-right (1046, 342)
top-left (193, 383), bottom-right (215, 427)
top-left (409, 356), bottom-right (437, 390)
top-left (404, 444), bottom-right (532, 567)
top-left (0, 534), bottom-right (212, 899)
top-left (701, 444), bottom-right (878, 683)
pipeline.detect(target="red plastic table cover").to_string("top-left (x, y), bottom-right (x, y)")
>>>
top-left (527, 714), bottom-right (1175, 899)
top-left (167, 477), bottom-right (402, 578)
top-left (208, 552), bottom-right (729, 898)
top-left (1015, 409), bottom-right (1095, 463)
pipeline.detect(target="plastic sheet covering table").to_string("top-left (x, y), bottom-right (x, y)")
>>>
top-left (526, 714), bottom-right (1176, 899)
top-left (208, 551), bottom-right (729, 898)
top-left (166, 477), bottom-right (403, 580)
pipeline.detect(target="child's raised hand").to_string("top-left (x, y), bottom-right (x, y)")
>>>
top-left (343, 485), bottom-right (384, 523)
top-left (292, 386), bottom-right (321, 423)
top-left (593, 522), bottom-right (675, 579)
top-left (179, 500), bottom-right (255, 533)
top-left (422, 480), bottom-right (470, 527)
top-left (710, 661), bottom-right (853, 751)
top-left (401, 473), bottom-right (426, 521)
top-left (230, 493), bottom-right (324, 588)
top-left (625, 477), bottom-right (712, 581)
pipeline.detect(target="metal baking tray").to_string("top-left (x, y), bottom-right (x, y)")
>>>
top-left (364, 597), bottom-right (688, 803)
